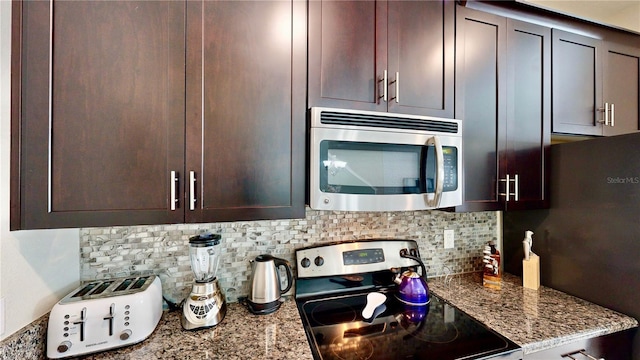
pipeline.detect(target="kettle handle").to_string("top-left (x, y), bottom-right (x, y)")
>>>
top-left (273, 257), bottom-right (294, 294)
top-left (400, 252), bottom-right (428, 280)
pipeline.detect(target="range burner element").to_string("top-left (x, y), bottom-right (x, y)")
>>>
top-left (311, 301), bottom-right (357, 326)
top-left (330, 335), bottom-right (374, 360)
top-left (295, 239), bottom-right (522, 360)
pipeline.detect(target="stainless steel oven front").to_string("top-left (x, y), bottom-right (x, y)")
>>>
top-left (310, 107), bottom-right (463, 212)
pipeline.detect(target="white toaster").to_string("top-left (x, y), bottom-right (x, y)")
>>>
top-left (47, 275), bottom-right (163, 359)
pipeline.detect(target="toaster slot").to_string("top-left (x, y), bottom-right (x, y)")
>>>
top-left (71, 282), bottom-right (98, 298)
top-left (89, 281), bottom-right (113, 295)
top-left (114, 278), bottom-right (135, 292)
top-left (130, 276), bottom-right (149, 290)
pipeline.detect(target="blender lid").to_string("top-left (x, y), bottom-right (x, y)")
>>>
top-left (189, 233), bottom-right (221, 246)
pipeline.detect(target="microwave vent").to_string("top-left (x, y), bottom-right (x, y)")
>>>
top-left (320, 111), bottom-right (458, 133)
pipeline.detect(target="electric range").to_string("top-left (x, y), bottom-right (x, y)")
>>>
top-left (295, 239), bottom-right (522, 360)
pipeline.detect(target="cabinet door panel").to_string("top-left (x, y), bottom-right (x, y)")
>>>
top-left (17, 1), bottom-right (185, 229)
top-left (308, 0), bottom-right (386, 112)
top-left (552, 30), bottom-right (602, 135)
top-left (524, 329), bottom-right (634, 360)
top-left (506, 20), bottom-right (550, 210)
top-left (387, 0), bottom-right (454, 117)
top-left (186, 0), bottom-right (305, 222)
top-left (603, 45), bottom-right (639, 136)
top-left (455, 7), bottom-right (507, 212)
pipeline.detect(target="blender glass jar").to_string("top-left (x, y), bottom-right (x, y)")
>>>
top-left (189, 233), bottom-right (222, 283)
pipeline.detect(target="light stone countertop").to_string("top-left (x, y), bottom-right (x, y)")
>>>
top-left (78, 299), bottom-right (313, 360)
top-left (428, 272), bottom-right (638, 354)
top-left (3, 273), bottom-right (637, 359)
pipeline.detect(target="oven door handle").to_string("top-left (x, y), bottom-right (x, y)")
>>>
top-left (424, 136), bottom-right (444, 208)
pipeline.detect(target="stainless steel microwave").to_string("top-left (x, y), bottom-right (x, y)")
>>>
top-left (310, 107), bottom-right (463, 212)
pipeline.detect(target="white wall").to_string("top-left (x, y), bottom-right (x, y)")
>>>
top-left (608, 3), bottom-right (640, 34)
top-left (526, 0), bottom-right (640, 33)
top-left (0, 1), bottom-right (80, 341)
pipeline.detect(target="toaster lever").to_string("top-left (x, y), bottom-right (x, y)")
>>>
top-left (103, 303), bottom-right (115, 336)
top-left (73, 307), bottom-right (87, 342)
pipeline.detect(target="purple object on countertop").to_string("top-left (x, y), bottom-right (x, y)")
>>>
top-left (395, 269), bottom-right (430, 306)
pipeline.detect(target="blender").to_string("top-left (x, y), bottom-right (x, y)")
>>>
top-left (181, 233), bottom-right (227, 330)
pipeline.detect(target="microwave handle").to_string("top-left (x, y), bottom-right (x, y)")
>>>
top-left (424, 136), bottom-right (444, 208)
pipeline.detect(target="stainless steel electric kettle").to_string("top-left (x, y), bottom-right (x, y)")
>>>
top-left (247, 254), bottom-right (293, 314)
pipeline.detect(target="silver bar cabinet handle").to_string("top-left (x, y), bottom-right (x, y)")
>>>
top-left (562, 349), bottom-right (604, 360)
top-left (514, 174), bottom-right (519, 202)
top-left (579, 350), bottom-right (604, 360)
top-left (395, 72), bottom-right (399, 103)
top-left (379, 70), bottom-right (388, 102)
top-left (505, 174), bottom-right (511, 202)
top-left (170, 171), bottom-right (178, 210)
top-left (610, 103), bottom-right (615, 127)
top-left (189, 171), bottom-right (197, 211)
top-left (390, 72), bottom-right (400, 103)
top-left (598, 103), bottom-right (609, 126)
top-left (499, 175), bottom-right (511, 202)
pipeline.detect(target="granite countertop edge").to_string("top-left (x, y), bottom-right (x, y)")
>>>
top-left (429, 272), bottom-right (639, 354)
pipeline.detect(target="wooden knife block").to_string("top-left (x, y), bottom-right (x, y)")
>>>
top-left (523, 254), bottom-right (540, 290)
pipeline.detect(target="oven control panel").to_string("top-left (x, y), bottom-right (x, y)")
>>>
top-left (295, 239), bottom-right (421, 278)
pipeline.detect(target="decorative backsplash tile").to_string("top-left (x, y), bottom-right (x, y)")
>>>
top-left (80, 208), bottom-right (498, 303)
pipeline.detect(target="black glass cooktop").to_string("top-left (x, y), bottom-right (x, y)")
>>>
top-left (295, 275), bottom-right (521, 360)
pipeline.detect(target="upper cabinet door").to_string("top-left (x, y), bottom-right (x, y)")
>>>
top-left (505, 19), bottom-right (551, 210)
top-left (387, 0), bottom-right (454, 117)
top-left (185, 0), bottom-right (306, 223)
top-left (14, 1), bottom-right (186, 229)
top-left (308, 0), bottom-right (454, 117)
top-left (602, 42), bottom-right (640, 136)
top-left (455, 7), bottom-right (507, 212)
top-left (551, 28), bottom-right (639, 137)
top-left (552, 29), bottom-right (603, 136)
top-left (308, 0), bottom-right (387, 112)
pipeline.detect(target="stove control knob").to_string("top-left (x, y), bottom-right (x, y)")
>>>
top-left (120, 329), bottom-right (132, 341)
top-left (314, 256), bottom-right (324, 266)
top-left (301, 257), bottom-right (311, 268)
top-left (57, 341), bottom-right (72, 353)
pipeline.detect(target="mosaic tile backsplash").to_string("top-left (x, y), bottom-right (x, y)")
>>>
top-left (80, 208), bottom-right (498, 304)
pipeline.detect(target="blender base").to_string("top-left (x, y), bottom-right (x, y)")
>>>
top-left (181, 279), bottom-right (227, 330)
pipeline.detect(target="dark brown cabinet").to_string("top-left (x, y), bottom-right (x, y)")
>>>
top-left (504, 19), bottom-right (551, 210)
top-left (602, 41), bottom-right (640, 136)
top-left (552, 29), bottom-right (639, 136)
top-left (455, 7), bottom-right (550, 212)
top-left (185, 1), bottom-right (306, 223)
top-left (12, 1), bottom-right (186, 229)
top-left (11, 1), bottom-right (306, 230)
top-left (524, 329), bottom-right (635, 360)
top-left (552, 29), bottom-right (603, 136)
top-left (455, 7), bottom-right (506, 212)
top-left (308, 0), bottom-right (454, 117)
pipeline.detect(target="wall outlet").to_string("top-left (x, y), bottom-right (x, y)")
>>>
top-left (444, 229), bottom-right (455, 249)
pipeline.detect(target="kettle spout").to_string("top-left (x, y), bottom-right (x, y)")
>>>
top-left (391, 267), bottom-right (402, 285)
